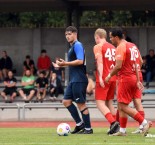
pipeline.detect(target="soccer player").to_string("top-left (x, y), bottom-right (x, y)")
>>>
top-left (93, 28), bottom-right (119, 134)
top-left (105, 27), bottom-right (152, 136)
top-left (53, 26), bottom-right (93, 134)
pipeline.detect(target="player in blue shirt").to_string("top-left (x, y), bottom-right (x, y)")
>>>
top-left (53, 26), bottom-right (93, 134)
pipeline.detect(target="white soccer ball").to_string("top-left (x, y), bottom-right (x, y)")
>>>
top-left (57, 123), bottom-right (71, 136)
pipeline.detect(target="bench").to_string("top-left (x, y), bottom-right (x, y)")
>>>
top-left (0, 103), bottom-right (21, 120)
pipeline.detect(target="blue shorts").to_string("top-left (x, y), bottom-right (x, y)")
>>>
top-left (64, 82), bottom-right (88, 103)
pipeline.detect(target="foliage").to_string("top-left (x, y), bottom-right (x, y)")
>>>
top-left (0, 11), bottom-right (155, 28)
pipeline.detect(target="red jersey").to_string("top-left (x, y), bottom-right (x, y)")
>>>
top-left (94, 42), bottom-right (116, 82)
top-left (115, 40), bottom-right (141, 82)
top-left (37, 55), bottom-right (51, 70)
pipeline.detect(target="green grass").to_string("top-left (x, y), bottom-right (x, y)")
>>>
top-left (0, 128), bottom-right (155, 145)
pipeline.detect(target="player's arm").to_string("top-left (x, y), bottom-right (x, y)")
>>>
top-left (93, 45), bottom-right (104, 87)
top-left (57, 43), bottom-right (84, 67)
top-left (105, 45), bottom-right (124, 83)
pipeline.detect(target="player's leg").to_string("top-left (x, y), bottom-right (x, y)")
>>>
top-left (96, 82), bottom-right (119, 134)
top-left (112, 106), bottom-right (127, 136)
top-left (132, 98), bottom-right (145, 134)
top-left (73, 82), bottom-right (93, 134)
top-left (118, 102), bottom-right (152, 136)
top-left (63, 83), bottom-right (84, 134)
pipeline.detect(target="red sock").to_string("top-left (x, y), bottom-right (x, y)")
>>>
top-left (116, 110), bottom-right (119, 122)
top-left (105, 112), bottom-right (115, 124)
top-left (138, 111), bottom-right (145, 118)
top-left (119, 117), bottom-right (128, 128)
top-left (134, 112), bottom-right (144, 125)
top-left (138, 111), bottom-right (145, 125)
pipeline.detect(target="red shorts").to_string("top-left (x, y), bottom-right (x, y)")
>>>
top-left (117, 79), bottom-right (137, 104)
top-left (133, 77), bottom-right (143, 99)
top-left (95, 81), bottom-right (116, 101)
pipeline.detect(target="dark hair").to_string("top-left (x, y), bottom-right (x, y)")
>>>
top-left (26, 55), bottom-right (30, 59)
top-left (110, 27), bottom-right (123, 39)
top-left (149, 49), bottom-right (154, 53)
top-left (41, 49), bottom-right (46, 53)
top-left (39, 71), bottom-right (45, 75)
top-left (65, 26), bottom-right (77, 33)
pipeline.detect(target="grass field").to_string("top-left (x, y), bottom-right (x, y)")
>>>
top-left (0, 128), bottom-right (155, 145)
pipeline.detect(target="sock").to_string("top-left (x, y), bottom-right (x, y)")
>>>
top-left (120, 127), bottom-right (126, 133)
top-left (141, 119), bottom-right (147, 127)
top-left (119, 117), bottom-right (128, 128)
top-left (116, 110), bottom-right (119, 122)
top-left (67, 103), bottom-right (82, 124)
top-left (133, 112), bottom-right (144, 125)
top-left (81, 109), bottom-right (91, 129)
top-left (76, 121), bottom-right (83, 126)
top-left (105, 112), bottom-right (115, 124)
top-left (138, 111), bottom-right (145, 125)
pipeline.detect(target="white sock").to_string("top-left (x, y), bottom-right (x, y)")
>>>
top-left (141, 119), bottom-right (147, 127)
top-left (120, 128), bottom-right (126, 133)
top-left (139, 125), bottom-right (143, 129)
top-left (76, 121), bottom-right (83, 126)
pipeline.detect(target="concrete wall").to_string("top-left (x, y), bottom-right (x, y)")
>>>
top-left (0, 27), bottom-right (155, 75)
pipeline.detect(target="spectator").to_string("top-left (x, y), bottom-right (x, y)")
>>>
top-left (37, 49), bottom-right (51, 78)
top-left (1, 70), bottom-right (17, 103)
top-left (36, 71), bottom-right (48, 102)
top-left (145, 49), bottom-right (155, 88)
top-left (86, 74), bottom-right (95, 96)
top-left (123, 30), bottom-right (132, 42)
top-left (51, 57), bottom-right (65, 82)
top-left (141, 56), bottom-right (148, 81)
top-left (49, 72), bottom-right (64, 100)
top-left (23, 55), bottom-right (36, 76)
top-left (1, 51), bottom-right (13, 79)
top-left (0, 59), bottom-right (3, 82)
top-left (18, 69), bottom-right (36, 102)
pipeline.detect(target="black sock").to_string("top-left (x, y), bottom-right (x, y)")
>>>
top-left (81, 109), bottom-right (91, 129)
top-left (67, 103), bottom-right (82, 124)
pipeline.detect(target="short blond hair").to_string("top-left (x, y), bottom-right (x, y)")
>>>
top-left (95, 28), bottom-right (107, 39)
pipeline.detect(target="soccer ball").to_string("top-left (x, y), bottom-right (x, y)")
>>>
top-left (57, 123), bottom-right (71, 136)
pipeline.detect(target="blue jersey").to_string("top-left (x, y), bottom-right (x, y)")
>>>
top-left (68, 41), bottom-right (88, 83)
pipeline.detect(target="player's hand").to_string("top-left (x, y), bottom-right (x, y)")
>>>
top-left (137, 81), bottom-right (144, 91)
top-left (99, 77), bottom-right (105, 88)
top-left (56, 58), bottom-right (66, 66)
top-left (105, 73), bottom-right (111, 83)
top-left (52, 62), bottom-right (60, 68)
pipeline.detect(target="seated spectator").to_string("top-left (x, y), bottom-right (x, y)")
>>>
top-left (1, 70), bottom-right (17, 103)
top-left (36, 71), bottom-right (48, 102)
top-left (23, 55), bottom-right (36, 76)
top-left (37, 49), bottom-right (51, 78)
top-left (1, 51), bottom-right (13, 79)
top-left (0, 59), bottom-right (3, 82)
top-left (145, 49), bottom-right (155, 88)
top-left (49, 72), bottom-right (64, 100)
top-left (141, 56), bottom-right (148, 81)
top-left (18, 69), bottom-right (36, 102)
top-left (51, 57), bottom-right (65, 82)
top-left (86, 74), bottom-right (95, 96)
